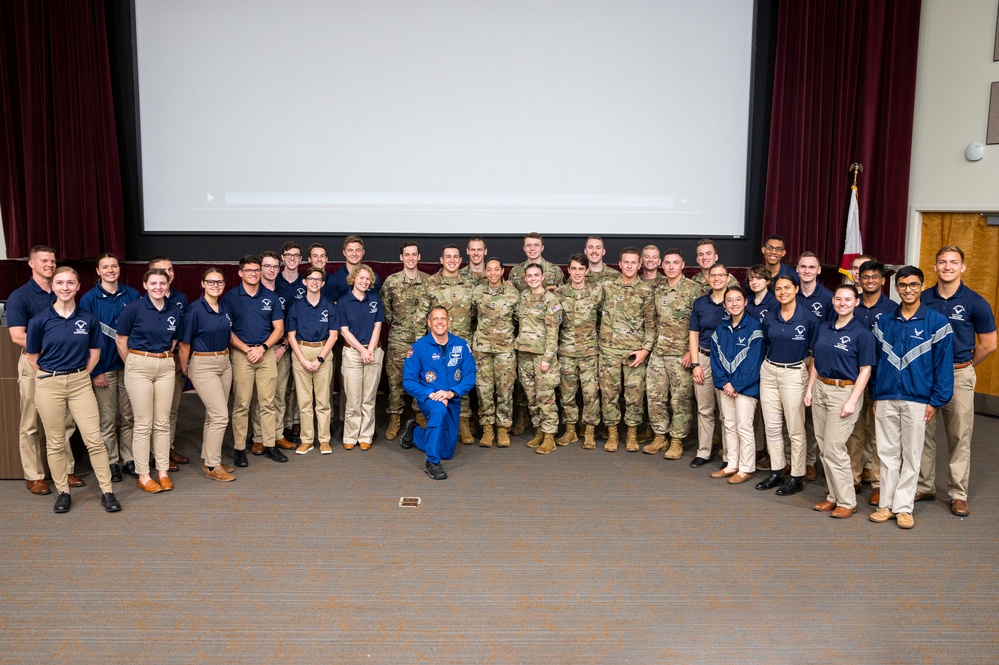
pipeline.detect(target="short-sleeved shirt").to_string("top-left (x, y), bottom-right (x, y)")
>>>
top-left (760, 303), bottom-right (818, 364)
top-left (221, 283), bottom-right (283, 346)
top-left (275, 272), bottom-right (306, 310)
top-left (921, 282), bottom-right (997, 364)
top-left (796, 283), bottom-right (834, 321)
top-left (324, 265), bottom-right (382, 303)
top-left (166, 289), bottom-right (189, 316)
top-left (287, 296), bottom-right (338, 343)
top-left (117, 296), bottom-right (181, 353)
top-left (6, 279), bottom-right (55, 329)
top-left (336, 290), bottom-right (385, 346)
top-left (746, 290), bottom-right (778, 323)
top-left (853, 293), bottom-right (896, 332)
top-left (181, 297), bottom-right (232, 353)
top-left (26, 306), bottom-right (101, 372)
top-left (811, 317), bottom-right (877, 382)
top-left (690, 294), bottom-right (730, 351)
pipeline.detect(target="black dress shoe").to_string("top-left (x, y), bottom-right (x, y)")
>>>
top-left (233, 449), bottom-right (248, 467)
top-left (689, 456), bottom-right (710, 468)
top-left (263, 446), bottom-right (288, 463)
top-left (400, 420), bottom-right (417, 449)
top-left (755, 471), bottom-right (784, 490)
top-left (283, 427), bottom-right (302, 444)
top-left (775, 476), bottom-right (804, 496)
top-left (54, 492), bottom-right (72, 514)
top-left (425, 461), bottom-right (447, 480)
top-left (110, 464), bottom-right (123, 483)
top-left (101, 492), bottom-right (122, 513)
top-left (121, 461), bottom-right (139, 479)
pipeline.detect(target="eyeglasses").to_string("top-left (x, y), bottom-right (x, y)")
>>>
top-left (896, 282), bottom-right (923, 291)
top-left (282, 252), bottom-right (302, 259)
top-left (241, 268), bottom-right (261, 275)
top-left (303, 276), bottom-right (323, 283)
top-left (203, 280), bottom-right (224, 287)
top-left (764, 245), bottom-right (785, 252)
top-left (262, 264), bottom-right (280, 270)
top-left (860, 275), bottom-right (882, 282)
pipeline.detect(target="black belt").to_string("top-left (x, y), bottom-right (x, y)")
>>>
top-left (37, 366), bottom-right (87, 380)
top-left (699, 347), bottom-right (710, 356)
top-left (765, 358), bottom-right (803, 369)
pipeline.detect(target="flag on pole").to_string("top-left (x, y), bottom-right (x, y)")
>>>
top-left (838, 184), bottom-right (862, 281)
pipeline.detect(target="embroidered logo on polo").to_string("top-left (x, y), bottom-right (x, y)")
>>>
top-left (278, 296), bottom-right (287, 309)
top-left (369, 301), bottom-right (378, 314)
top-left (950, 305), bottom-right (966, 322)
top-left (424, 371), bottom-right (437, 382)
top-left (74, 320), bottom-right (89, 335)
top-left (295, 288), bottom-right (305, 299)
top-left (834, 335), bottom-right (852, 351)
top-left (166, 316), bottom-right (177, 332)
top-left (793, 324), bottom-right (806, 341)
top-left (811, 302), bottom-right (823, 317)
top-left (261, 299), bottom-right (273, 312)
top-left (320, 310), bottom-right (329, 323)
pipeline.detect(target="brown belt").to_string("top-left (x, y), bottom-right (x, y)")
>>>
top-left (817, 375), bottom-right (854, 387)
top-left (954, 361), bottom-right (972, 370)
top-left (299, 340), bottom-right (325, 348)
top-left (192, 349), bottom-right (229, 357)
top-left (129, 349), bottom-right (170, 359)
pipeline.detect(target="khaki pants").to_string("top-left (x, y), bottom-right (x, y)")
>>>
top-left (168, 364), bottom-right (183, 446)
top-left (846, 395), bottom-right (880, 488)
top-left (93, 368), bottom-right (133, 465)
top-left (813, 382), bottom-right (863, 509)
top-left (291, 344), bottom-right (334, 444)
top-left (18, 353), bottom-right (75, 480)
top-left (124, 353), bottom-right (175, 476)
top-left (918, 365), bottom-right (975, 501)
top-left (341, 346), bottom-right (383, 444)
top-left (252, 348), bottom-right (292, 442)
top-left (875, 399), bottom-right (925, 515)
top-left (759, 360), bottom-right (808, 475)
top-left (34, 371), bottom-right (112, 494)
top-left (188, 354), bottom-right (232, 467)
top-left (718, 392), bottom-right (757, 473)
top-left (231, 347), bottom-right (278, 450)
top-left (693, 360), bottom-right (718, 460)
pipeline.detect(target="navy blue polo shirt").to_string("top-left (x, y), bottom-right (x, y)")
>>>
top-left (767, 264), bottom-right (797, 289)
top-left (746, 290), bottom-right (778, 322)
top-left (6, 279), bottom-right (55, 329)
top-left (117, 296), bottom-right (181, 352)
top-left (922, 282), bottom-right (997, 364)
top-left (324, 265), bottom-right (382, 303)
top-left (760, 303), bottom-right (817, 364)
top-left (26, 306), bottom-right (101, 372)
top-left (811, 317), bottom-right (877, 382)
top-left (796, 283), bottom-right (834, 321)
top-left (690, 294), bottom-right (730, 351)
top-left (166, 289), bottom-right (189, 315)
top-left (275, 272), bottom-right (306, 311)
top-left (181, 297), bottom-right (232, 353)
top-left (335, 290), bottom-right (385, 346)
top-left (854, 293), bottom-right (896, 332)
top-left (287, 296), bottom-right (339, 343)
top-left (221, 283), bottom-right (283, 346)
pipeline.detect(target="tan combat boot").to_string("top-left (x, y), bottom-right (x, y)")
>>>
top-left (479, 424), bottom-right (494, 447)
top-left (536, 432), bottom-right (557, 454)
top-left (459, 417), bottom-right (475, 444)
top-left (664, 437), bottom-right (684, 460)
top-left (511, 406), bottom-right (529, 436)
top-left (385, 414), bottom-right (402, 441)
top-left (625, 426), bottom-right (640, 452)
top-left (604, 426), bottom-right (619, 452)
top-left (496, 427), bottom-right (511, 447)
top-left (582, 425), bottom-right (597, 450)
top-left (555, 423), bottom-right (578, 446)
top-left (637, 424), bottom-right (654, 444)
top-left (642, 433), bottom-right (668, 455)
top-left (416, 412), bottom-right (428, 428)
top-left (526, 429), bottom-right (544, 448)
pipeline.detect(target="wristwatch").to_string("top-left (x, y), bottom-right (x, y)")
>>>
top-left (317, 356), bottom-right (325, 363)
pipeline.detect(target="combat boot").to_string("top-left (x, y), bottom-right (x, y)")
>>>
top-left (642, 434), bottom-right (668, 455)
top-left (385, 414), bottom-right (402, 441)
top-left (637, 424), bottom-right (654, 444)
top-left (416, 412), bottom-right (428, 428)
top-left (526, 429), bottom-right (544, 448)
top-left (625, 426), bottom-right (640, 452)
top-left (604, 426), bottom-right (619, 452)
top-left (496, 427), bottom-right (511, 447)
top-left (664, 437), bottom-right (684, 460)
top-left (536, 432), bottom-right (557, 454)
top-left (555, 423), bottom-right (578, 446)
top-left (479, 424), bottom-right (494, 447)
top-left (511, 406), bottom-right (529, 436)
top-left (582, 425), bottom-right (597, 450)
top-left (459, 417), bottom-right (475, 444)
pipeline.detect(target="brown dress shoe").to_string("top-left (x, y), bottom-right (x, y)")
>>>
top-left (950, 499), bottom-right (970, 516)
top-left (138, 478), bottom-right (163, 493)
top-left (869, 490), bottom-right (880, 506)
top-left (275, 438), bottom-right (297, 450)
top-left (168, 460), bottom-right (179, 472)
top-left (710, 468), bottom-right (737, 479)
top-left (67, 474), bottom-right (85, 488)
top-left (26, 479), bottom-right (51, 495)
top-left (169, 448), bottom-right (190, 464)
top-left (914, 491), bottom-right (936, 502)
top-left (158, 475), bottom-right (174, 491)
top-left (251, 442), bottom-right (265, 455)
top-left (804, 465), bottom-right (818, 481)
top-left (727, 472), bottom-right (753, 484)
top-left (813, 500), bottom-right (836, 512)
top-left (831, 505), bottom-right (858, 519)
top-left (359, 441), bottom-right (371, 451)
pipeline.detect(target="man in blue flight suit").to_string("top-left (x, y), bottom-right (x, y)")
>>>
top-left (400, 306), bottom-right (477, 480)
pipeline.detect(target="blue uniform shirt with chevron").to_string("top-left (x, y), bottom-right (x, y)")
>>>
top-left (871, 303), bottom-right (954, 408)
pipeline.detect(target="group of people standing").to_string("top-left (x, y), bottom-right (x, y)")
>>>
top-left (7, 234), bottom-right (995, 528)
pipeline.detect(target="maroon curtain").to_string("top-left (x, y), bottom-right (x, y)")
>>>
top-left (763, 1), bottom-right (921, 266)
top-left (0, 0), bottom-right (124, 260)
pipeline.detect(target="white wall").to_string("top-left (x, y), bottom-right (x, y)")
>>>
top-left (907, 0), bottom-right (999, 263)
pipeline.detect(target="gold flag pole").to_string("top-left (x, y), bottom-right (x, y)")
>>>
top-left (849, 163), bottom-right (864, 187)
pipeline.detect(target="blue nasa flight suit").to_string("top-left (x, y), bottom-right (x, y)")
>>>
top-left (402, 332), bottom-right (477, 464)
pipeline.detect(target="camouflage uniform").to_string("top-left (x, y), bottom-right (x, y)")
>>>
top-left (647, 277), bottom-right (699, 438)
top-left (459, 265), bottom-right (488, 287)
top-left (598, 276), bottom-right (655, 426)
top-left (585, 266), bottom-right (620, 285)
top-left (555, 281), bottom-right (604, 426)
top-left (515, 290), bottom-right (562, 433)
top-left (426, 271), bottom-right (477, 414)
top-left (381, 270), bottom-right (431, 415)
top-left (508, 258), bottom-right (565, 293)
top-left (471, 281), bottom-right (520, 427)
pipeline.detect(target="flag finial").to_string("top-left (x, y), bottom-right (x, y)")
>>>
top-left (849, 163), bottom-right (864, 188)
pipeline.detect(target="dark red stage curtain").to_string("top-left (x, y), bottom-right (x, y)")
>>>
top-left (763, 0), bottom-right (921, 266)
top-left (0, 0), bottom-right (124, 260)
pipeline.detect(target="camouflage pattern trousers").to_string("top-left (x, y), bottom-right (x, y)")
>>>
top-left (598, 349), bottom-right (647, 427)
top-left (646, 354), bottom-right (693, 439)
top-left (518, 352), bottom-right (560, 433)
top-left (473, 349), bottom-right (517, 428)
top-left (558, 354), bottom-right (600, 426)
top-left (386, 339), bottom-right (417, 415)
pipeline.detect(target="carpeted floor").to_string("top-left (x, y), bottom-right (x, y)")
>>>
top-left (1, 394), bottom-right (997, 664)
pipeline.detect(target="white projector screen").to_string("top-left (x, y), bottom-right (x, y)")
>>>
top-left (134, 0), bottom-right (755, 237)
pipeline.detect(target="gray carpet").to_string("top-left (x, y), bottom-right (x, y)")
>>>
top-left (1, 394), bottom-right (997, 663)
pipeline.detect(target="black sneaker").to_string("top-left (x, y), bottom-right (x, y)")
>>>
top-left (689, 456), bottom-right (709, 468)
top-left (121, 460), bottom-right (139, 479)
top-left (425, 461), bottom-right (447, 480)
top-left (263, 446), bottom-right (288, 463)
top-left (54, 492), bottom-right (72, 514)
top-left (101, 492), bottom-right (122, 513)
top-left (400, 420), bottom-right (417, 449)
top-left (233, 449), bottom-right (248, 467)
top-left (109, 464), bottom-right (123, 483)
